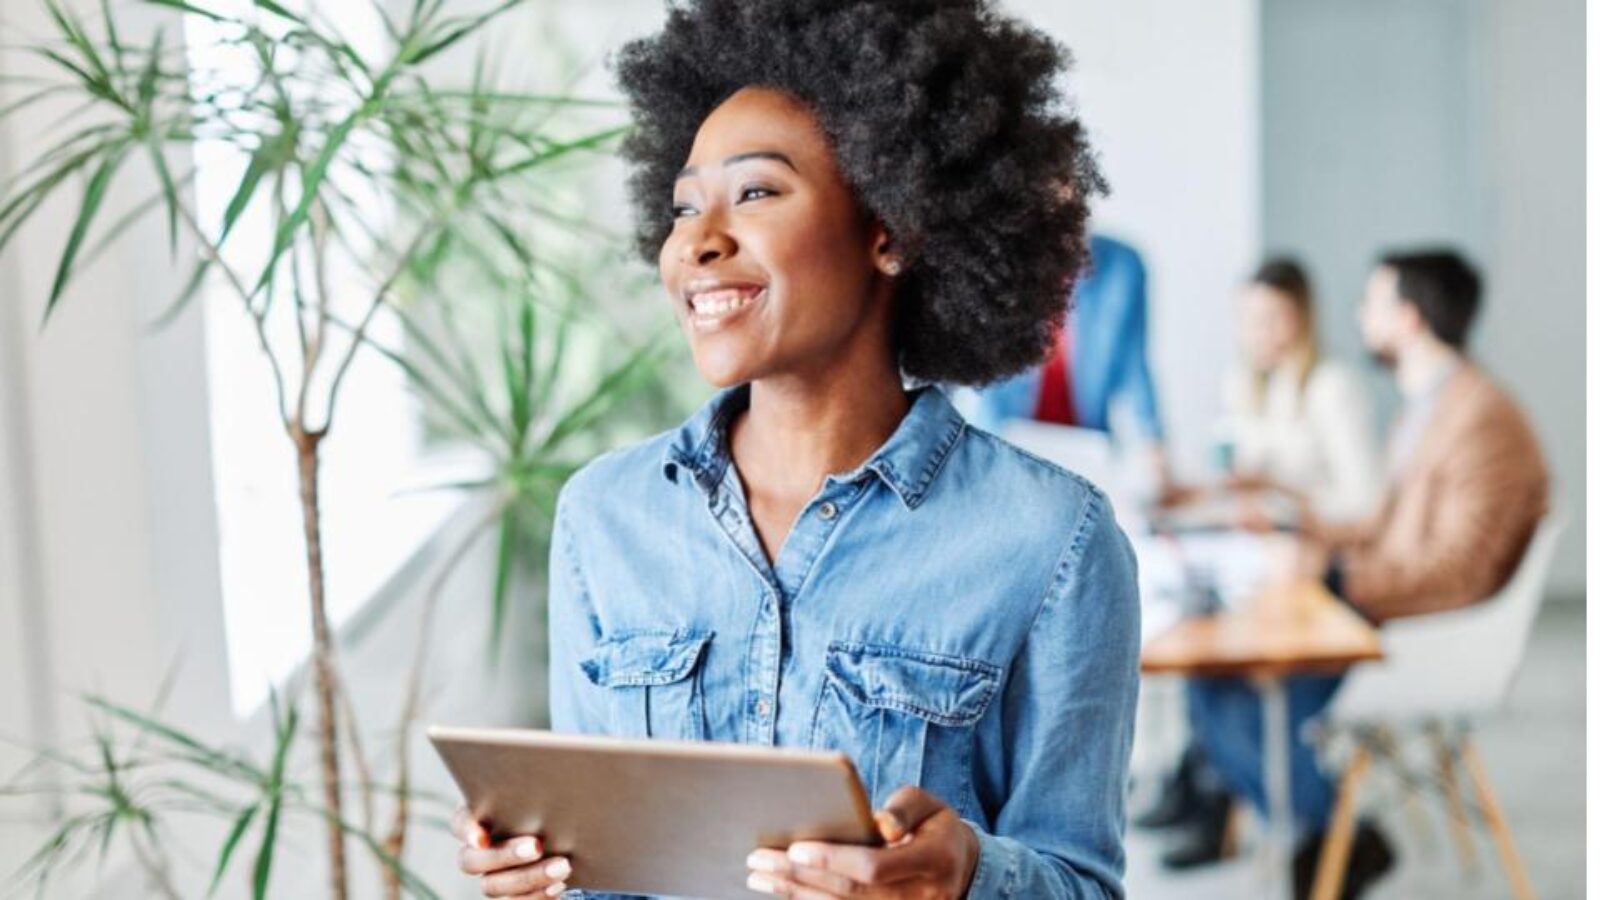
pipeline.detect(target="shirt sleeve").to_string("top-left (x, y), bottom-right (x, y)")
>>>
top-left (547, 482), bottom-right (609, 735)
top-left (1110, 254), bottom-right (1164, 442)
top-left (965, 490), bottom-right (1140, 899)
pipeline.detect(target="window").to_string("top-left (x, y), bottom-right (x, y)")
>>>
top-left (184, 2), bottom-right (463, 717)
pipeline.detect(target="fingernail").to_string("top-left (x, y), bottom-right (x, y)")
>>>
top-left (473, 826), bottom-right (489, 849)
top-left (546, 858), bottom-right (572, 880)
top-left (514, 838), bottom-right (540, 860)
top-left (875, 810), bottom-right (907, 842)
top-left (746, 872), bottom-right (778, 894)
top-left (746, 851), bottom-right (783, 873)
top-left (786, 845), bottom-right (821, 867)
top-left (545, 883), bottom-right (566, 897)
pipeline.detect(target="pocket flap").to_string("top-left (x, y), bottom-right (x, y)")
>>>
top-left (824, 642), bottom-right (1001, 727)
top-left (580, 630), bottom-right (712, 688)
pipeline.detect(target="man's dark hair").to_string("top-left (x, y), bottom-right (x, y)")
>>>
top-left (1378, 249), bottom-right (1483, 349)
top-left (613, 0), bottom-right (1105, 385)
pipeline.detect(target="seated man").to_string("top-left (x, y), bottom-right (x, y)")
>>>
top-left (1176, 249), bottom-right (1549, 897)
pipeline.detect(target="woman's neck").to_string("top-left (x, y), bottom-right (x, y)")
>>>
top-left (730, 360), bottom-right (910, 501)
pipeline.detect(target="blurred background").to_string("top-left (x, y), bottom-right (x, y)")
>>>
top-left (0, 0), bottom-right (1583, 897)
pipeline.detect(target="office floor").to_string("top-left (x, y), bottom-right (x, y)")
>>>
top-left (1126, 597), bottom-right (1586, 899)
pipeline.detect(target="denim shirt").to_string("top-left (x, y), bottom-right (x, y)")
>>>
top-left (548, 384), bottom-right (1140, 899)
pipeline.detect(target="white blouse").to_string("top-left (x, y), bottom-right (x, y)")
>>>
top-left (1222, 358), bottom-right (1384, 524)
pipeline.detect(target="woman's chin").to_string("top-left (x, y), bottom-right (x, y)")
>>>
top-left (689, 346), bottom-right (758, 389)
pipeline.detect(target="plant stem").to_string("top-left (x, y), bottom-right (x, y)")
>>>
top-left (293, 425), bottom-right (350, 900)
top-left (381, 500), bottom-right (503, 900)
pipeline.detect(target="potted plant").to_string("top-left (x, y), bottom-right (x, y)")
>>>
top-left (0, 1), bottom-right (674, 895)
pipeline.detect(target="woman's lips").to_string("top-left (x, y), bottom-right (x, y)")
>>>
top-left (685, 284), bottom-right (765, 332)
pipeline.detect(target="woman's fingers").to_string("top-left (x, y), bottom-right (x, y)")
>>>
top-left (478, 856), bottom-right (572, 897)
top-left (783, 840), bottom-right (920, 888)
top-left (875, 786), bottom-right (947, 843)
top-left (459, 835), bottom-right (544, 875)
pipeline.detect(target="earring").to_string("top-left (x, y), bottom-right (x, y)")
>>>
top-left (884, 259), bottom-right (903, 276)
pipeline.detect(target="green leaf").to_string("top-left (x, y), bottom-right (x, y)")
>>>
top-left (136, 29), bottom-right (166, 110)
top-left (46, 146), bottom-right (126, 322)
top-left (490, 506), bottom-right (519, 660)
top-left (497, 125), bottom-right (630, 178)
top-left (219, 133), bottom-right (280, 244)
top-left (404, 0), bottom-right (525, 67)
top-left (146, 141), bottom-right (180, 257)
top-left (251, 692), bottom-right (298, 900)
top-left (253, 109), bottom-right (361, 298)
top-left (252, 0), bottom-right (306, 24)
top-left (148, 258), bottom-right (213, 329)
top-left (84, 695), bottom-right (265, 782)
top-left (141, 0), bottom-right (226, 22)
top-left (208, 804), bottom-right (259, 896)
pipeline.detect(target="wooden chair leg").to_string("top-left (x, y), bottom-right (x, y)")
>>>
top-left (1459, 737), bottom-right (1536, 900)
top-left (1433, 731), bottom-right (1479, 873)
top-left (1312, 744), bottom-right (1372, 900)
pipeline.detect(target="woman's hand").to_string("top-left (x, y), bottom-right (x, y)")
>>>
top-left (745, 786), bottom-right (979, 899)
top-left (451, 806), bottom-right (573, 898)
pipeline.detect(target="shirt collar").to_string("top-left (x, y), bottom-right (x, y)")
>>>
top-left (661, 384), bottom-right (968, 509)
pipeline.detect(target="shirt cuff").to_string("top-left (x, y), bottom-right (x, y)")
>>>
top-left (962, 821), bottom-right (1017, 898)
top-left (1323, 552), bottom-right (1376, 624)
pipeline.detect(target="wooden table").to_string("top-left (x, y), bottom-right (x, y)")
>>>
top-left (1141, 579), bottom-right (1383, 900)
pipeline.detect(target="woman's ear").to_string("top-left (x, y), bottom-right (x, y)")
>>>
top-left (871, 224), bottom-right (903, 277)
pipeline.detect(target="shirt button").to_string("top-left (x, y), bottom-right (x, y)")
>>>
top-left (756, 699), bottom-right (771, 716)
top-left (818, 501), bottom-right (838, 521)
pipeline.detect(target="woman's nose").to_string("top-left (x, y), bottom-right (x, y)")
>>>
top-left (679, 217), bottom-right (736, 266)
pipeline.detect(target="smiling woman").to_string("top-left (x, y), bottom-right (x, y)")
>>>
top-left (449, 2), bottom-right (1139, 899)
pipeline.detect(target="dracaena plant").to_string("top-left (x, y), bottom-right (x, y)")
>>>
top-left (0, 0), bottom-right (665, 896)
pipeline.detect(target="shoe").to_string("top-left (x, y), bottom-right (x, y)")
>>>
top-left (1134, 745), bottom-right (1209, 830)
top-left (1292, 820), bottom-right (1396, 899)
top-left (1158, 791), bottom-right (1234, 870)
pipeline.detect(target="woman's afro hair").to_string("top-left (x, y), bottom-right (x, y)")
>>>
top-left (613, 0), bottom-right (1105, 386)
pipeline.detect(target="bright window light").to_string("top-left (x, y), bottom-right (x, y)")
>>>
top-left (184, 2), bottom-right (461, 717)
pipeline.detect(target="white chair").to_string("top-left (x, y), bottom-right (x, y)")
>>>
top-left (1311, 511), bottom-right (1567, 900)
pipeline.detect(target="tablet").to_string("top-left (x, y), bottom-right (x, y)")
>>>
top-left (428, 726), bottom-right (882, 899)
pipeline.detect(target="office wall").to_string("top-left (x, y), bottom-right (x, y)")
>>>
top-left (1001, 0), bottom-right (1263, 473)
top-left (1262, 0), bottom-right (1585, 596)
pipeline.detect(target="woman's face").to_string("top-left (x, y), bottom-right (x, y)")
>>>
top-left (660, 86), bottom-right (892, 388)
top-left (1238, 283), bottom-right (1304, 371)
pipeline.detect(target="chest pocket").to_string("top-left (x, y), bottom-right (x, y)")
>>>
top-left (579, 630), bottom-right (713, 740)
top-left (807, 642), bottom-right (1001, 815)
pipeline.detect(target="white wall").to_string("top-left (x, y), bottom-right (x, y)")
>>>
top-left (1006, 0), bottom-right (1262, 474)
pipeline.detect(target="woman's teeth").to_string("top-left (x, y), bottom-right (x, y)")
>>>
top-left (691, 288), bottom-right (759, 317)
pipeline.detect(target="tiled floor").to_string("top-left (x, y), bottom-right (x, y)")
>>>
top-left (1126, 597), bottom-right (1586, 899)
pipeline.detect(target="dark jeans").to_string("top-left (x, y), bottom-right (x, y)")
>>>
top-left (1185, 674), bottom-right (1344, 834)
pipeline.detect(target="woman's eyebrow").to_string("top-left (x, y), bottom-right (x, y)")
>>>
top-left (676, 150), bottom-right (798, 180)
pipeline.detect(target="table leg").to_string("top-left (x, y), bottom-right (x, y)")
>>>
top-left (1260, 676), bottom-right (1294, 900)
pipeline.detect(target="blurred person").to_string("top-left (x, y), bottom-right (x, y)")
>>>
top-left (1223, 257), bottom-right (1384, 528)
top-left (448, 2), bottom-right (1144, 899)
top-left (972, 233), bottom-right (1175, 493)
top-left (1136, 257), bottom-right (1384, 859)
top-left (1178, 249), bottom-right (1548, 898)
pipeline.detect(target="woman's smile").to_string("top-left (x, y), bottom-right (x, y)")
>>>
top-left (684, 280), bottom-right (767, 332)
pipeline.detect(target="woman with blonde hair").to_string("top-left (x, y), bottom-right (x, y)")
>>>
top-left (1223, 257), bottom-right (1382, 527)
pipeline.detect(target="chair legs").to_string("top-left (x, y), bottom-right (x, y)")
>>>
top-left (1311, 744), bottom-right (1371, 900)
top-left (1459, 737), bottom-right (1537, 900)
top-left (1431, 729), bottom-right (1478, 873)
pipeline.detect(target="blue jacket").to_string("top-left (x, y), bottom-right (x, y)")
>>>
top-left (974, 235), bottom-right (1163, 441)
top-left (549, 384), bottom-right (1141, 898)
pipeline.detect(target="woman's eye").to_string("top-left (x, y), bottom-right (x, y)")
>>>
top-left (671, 202), bottom-right (696, 218)
top-left (738, 185), bottom-right (777, 203)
